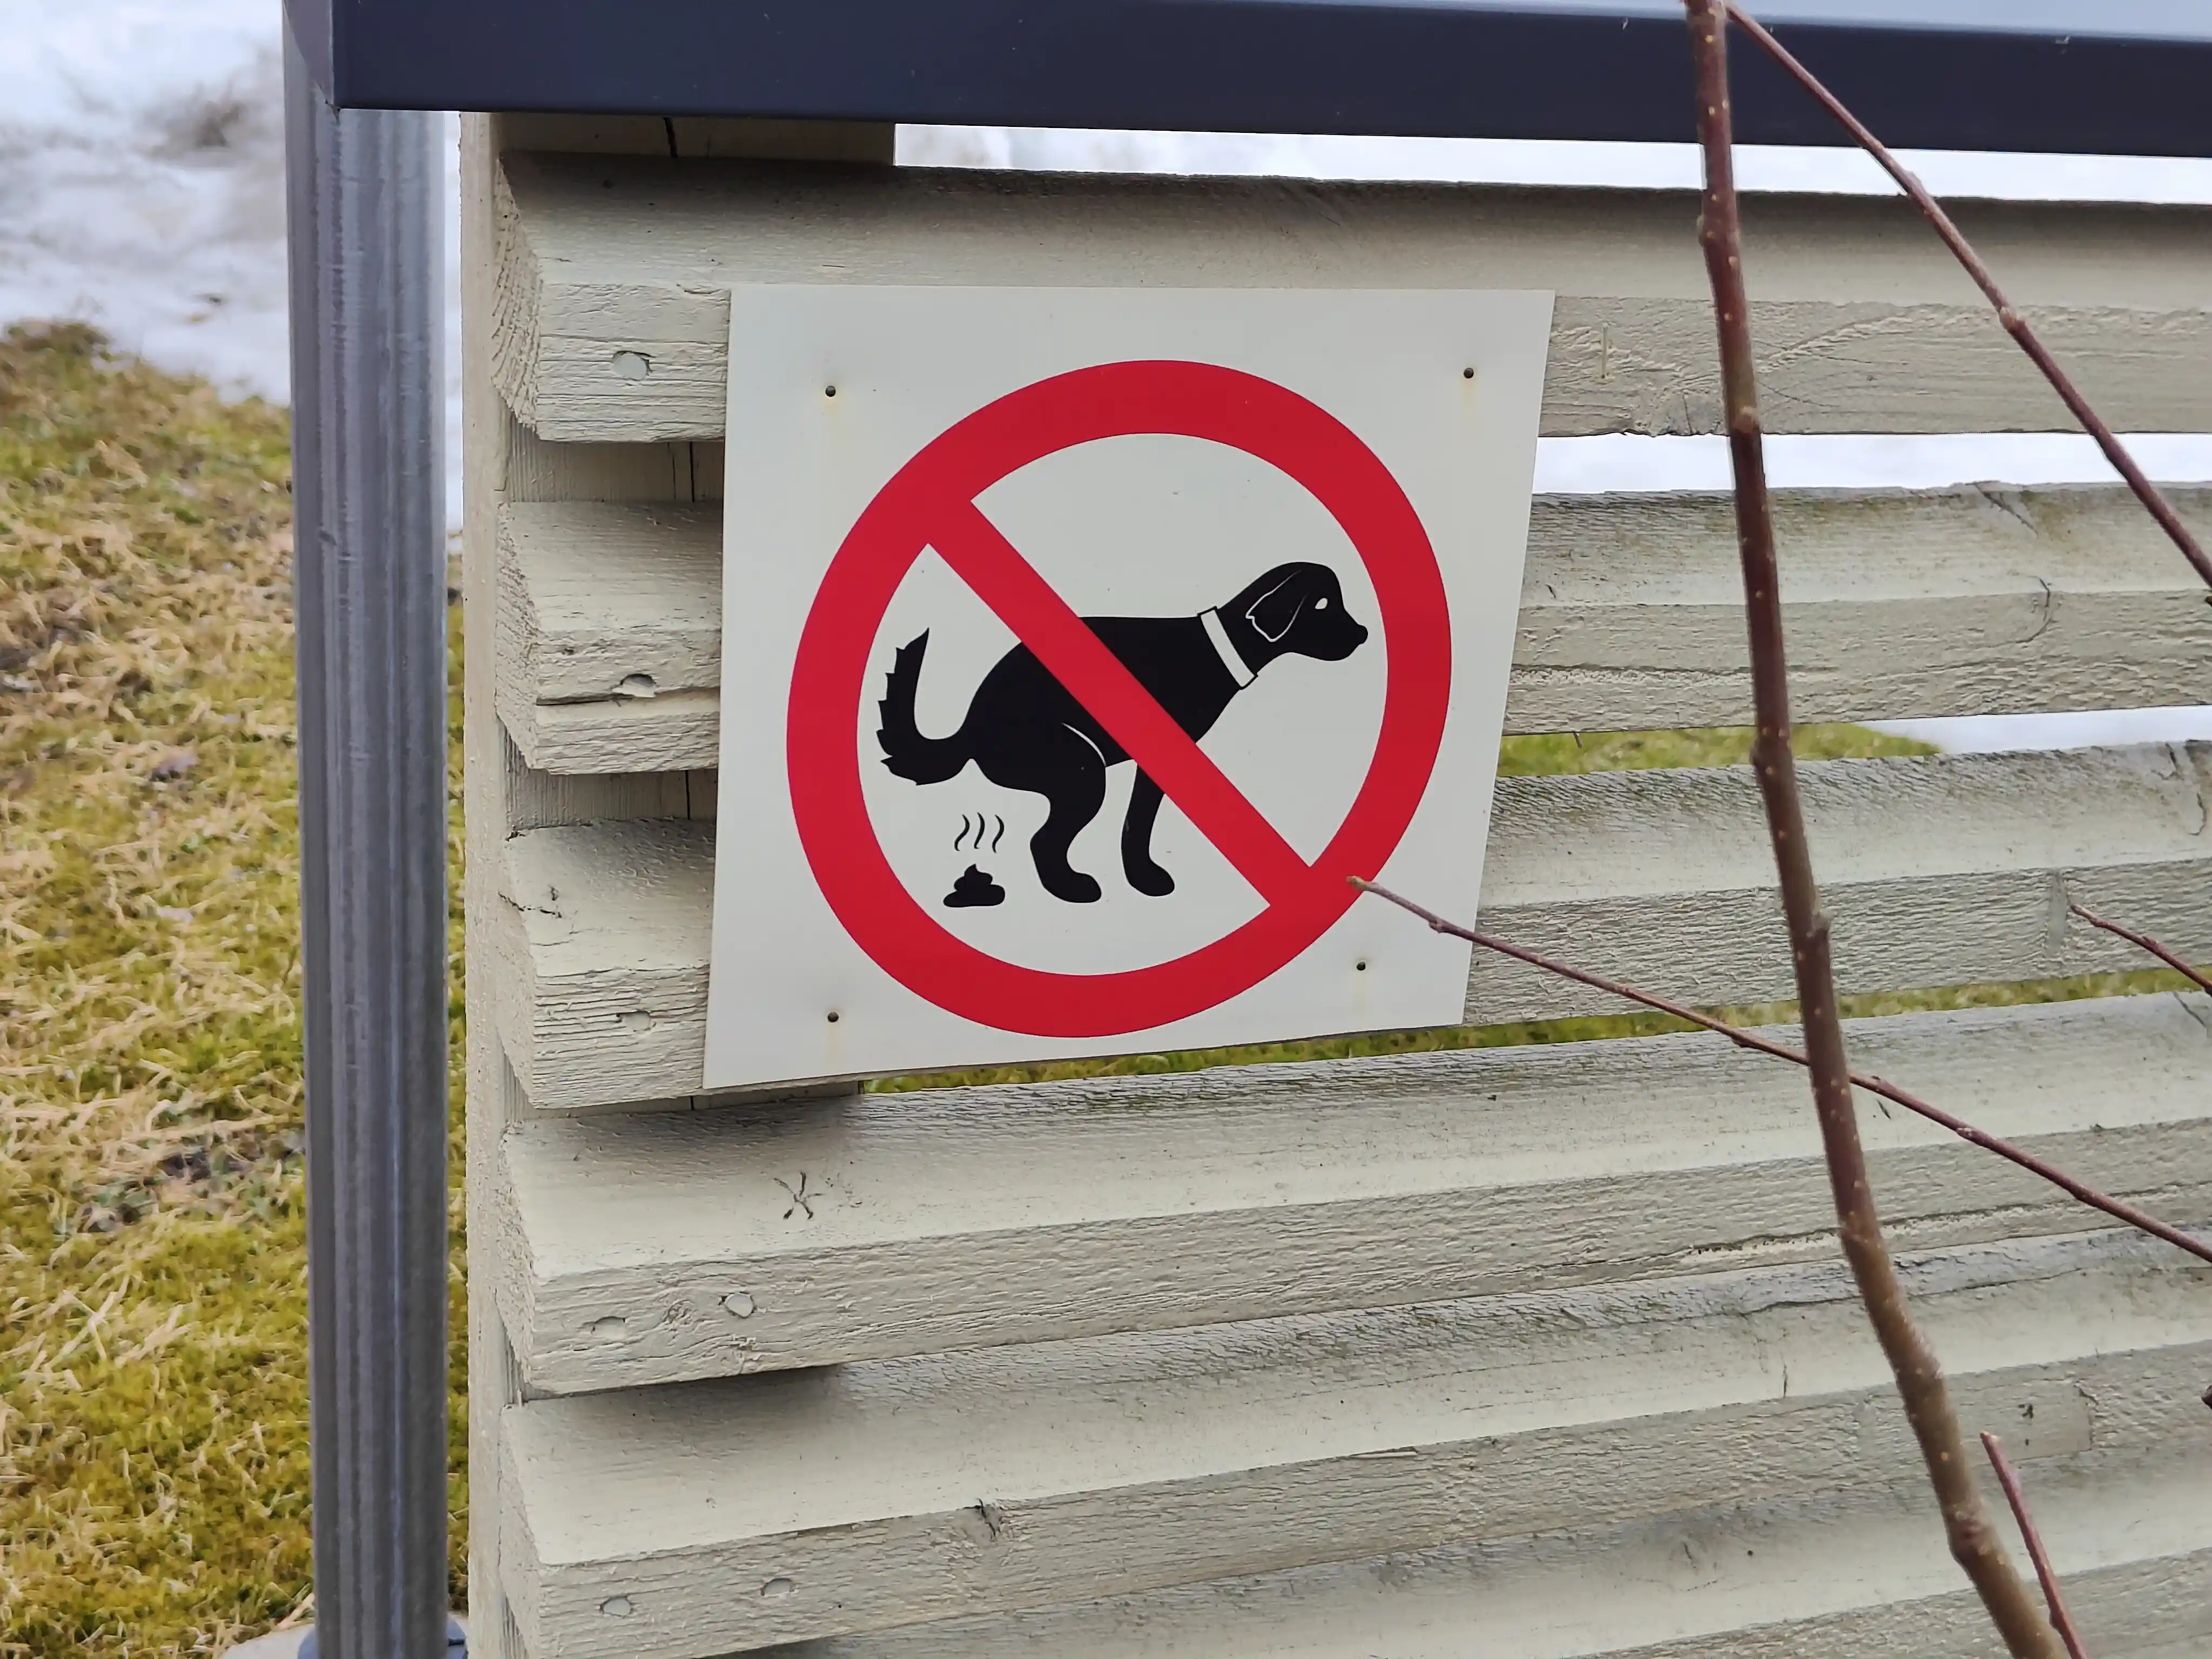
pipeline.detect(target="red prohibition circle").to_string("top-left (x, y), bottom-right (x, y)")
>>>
top-left (787, 359), bottom-right (1451, 1037)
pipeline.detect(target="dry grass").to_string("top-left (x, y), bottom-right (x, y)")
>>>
top-left (0, 323), bottom-right (464, 1657)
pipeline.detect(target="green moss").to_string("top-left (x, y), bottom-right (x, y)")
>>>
top-left (1496, 721), bottom-right (1934, 776)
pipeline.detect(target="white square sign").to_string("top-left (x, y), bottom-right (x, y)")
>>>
top-left (704, 285), bottom-right (1554, 1090)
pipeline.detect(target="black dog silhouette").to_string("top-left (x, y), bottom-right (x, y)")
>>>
top-left (876, 563), bottom-right (1368, 902)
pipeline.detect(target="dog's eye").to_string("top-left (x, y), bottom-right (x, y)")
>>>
top-left (1314, 597), bottom-right (1329, 610)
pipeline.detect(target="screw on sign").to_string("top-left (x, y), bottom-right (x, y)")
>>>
top-left (786, 360), bottom-right (1453, 1040)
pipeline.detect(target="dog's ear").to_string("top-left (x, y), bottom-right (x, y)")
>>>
top-left (1244, 568), bottom-right (1309, 643)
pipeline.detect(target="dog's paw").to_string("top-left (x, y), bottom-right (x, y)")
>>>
top-left (1125, 861), bottom-right (1175, 898)
top-left (1041, 869), bottom-right (1103, 904)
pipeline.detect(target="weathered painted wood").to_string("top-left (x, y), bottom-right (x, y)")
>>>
top-left (498, 1230), bottom-right (2212, 1657)
top-left (462, 113), bottom-right (538, 1659)
top-left (493, 992), bottom-right (2212, 1392)
top-left (496, 484), bottom-right (2212, 772)
top-left (498, 502), bottom-right (717, 706)
top-left (468, 132), bottom-right (2212, 1659)
top-left (491, 744), bottom-right (2212, 1111)
top-left (467, 111), bottom-right (812, 1659)
top-left (772, 1450), bottom-right (2212, 1658)
top-left (490, 152), bottom-right (2212, 444)
top-left (496, 501), bottom-right (723, 773)
top-left (1466, 740), bottom-right (2212, 1028)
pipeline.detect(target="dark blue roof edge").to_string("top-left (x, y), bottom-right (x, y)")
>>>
top-left (292, 0), bottom-right (2212, 159)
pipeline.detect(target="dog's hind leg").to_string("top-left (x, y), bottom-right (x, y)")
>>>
top-left (1120, 770), bottom-right (1175, 897)
top-left (1024, 736), bottom-right (1108, 905)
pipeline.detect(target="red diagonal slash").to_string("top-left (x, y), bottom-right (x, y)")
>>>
top-left (928, 495), bottom-right (1315, 907)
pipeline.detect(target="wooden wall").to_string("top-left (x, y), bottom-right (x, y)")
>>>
top-left (461, 116), bottom-right (2212, 1659)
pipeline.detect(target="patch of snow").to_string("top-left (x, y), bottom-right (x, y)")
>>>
top-left (1533, 431), bottom-right (2212, 496)
top-left (1872, 707), bottom-right (2212, 755)
top-left (900, 126), bottom-right (2212, 205)
top-left (0, 0), bottom-right (461, 520)
top-left (0, 1), bottom-right (290, 395)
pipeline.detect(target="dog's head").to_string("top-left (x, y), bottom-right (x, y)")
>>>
top-left (1233, 562), bottom-right (1369, 663)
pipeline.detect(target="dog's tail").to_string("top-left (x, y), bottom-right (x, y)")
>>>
top-left (876, 632), bottom-right (969, 784)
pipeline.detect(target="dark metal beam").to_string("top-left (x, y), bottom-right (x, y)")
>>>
top-left (282, 16), bottom-right (457, 1658)
top-left (286, 0), bottom-right (2212, 157)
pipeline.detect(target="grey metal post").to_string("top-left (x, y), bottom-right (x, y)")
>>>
top-left (282, 17), bottom-right (459, 1658)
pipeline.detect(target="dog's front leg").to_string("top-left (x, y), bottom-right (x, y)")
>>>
top-left (1121, 770), bottom-right (1175, 897)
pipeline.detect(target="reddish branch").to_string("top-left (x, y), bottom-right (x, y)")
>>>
top-left (1683, 6), bottom-right (2060, 1654)
top-left (2068, 901), bottom-right (2212, 997)
top-left (1981, 1434), bottom-right (2092, 1659)
top-left (1350, 878), bottom-right (2212, 1272)
top-left (1722, 2), bottom-right (2212, 594)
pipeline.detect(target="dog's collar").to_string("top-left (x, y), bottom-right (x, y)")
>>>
top-left (1199, 608), bottom-right (1257, 688)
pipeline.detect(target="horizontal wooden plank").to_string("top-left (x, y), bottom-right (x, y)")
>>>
top-left (768, 1449), bottom-right (2212, 1658)
top-left (496, 484), bottom-right (2212, 773)
top-left (1468, 741), bottom-right (2212, 1029)
top-left (491, 744), bottom-right (2212, 1111)
top-left (494, 992), bottom-right (2212, 1392)
top-left (498, 1230), bottom-right (2212, 1657)
top-left (490, 153), bottom-right (2212, 444)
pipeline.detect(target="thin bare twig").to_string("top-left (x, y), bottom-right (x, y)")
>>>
top-left (1683, 7), bottom-right (2060, 1654)
top-left (2067, 901), bottom-right (2212, 997)
top-left (1350, 878), bottom-right (2212, 1272)
top-left (1981, 1434), bottom-right (2092, 1659)
top-left (1723, 1), bottom-right (2212, 594)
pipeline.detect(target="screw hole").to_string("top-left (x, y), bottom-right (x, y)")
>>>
top-left (1355, 960), bottom-right (1368, 973)
top-left (1461, 367), bottom-right (1474, 380)
top-left (824, 385), bottom-right (838, 398)
top-left (826, 1010), bottom-right (841, 1023)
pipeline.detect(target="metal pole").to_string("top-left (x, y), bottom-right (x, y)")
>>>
top-left (282, 17), bottom-right (458, 1658)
